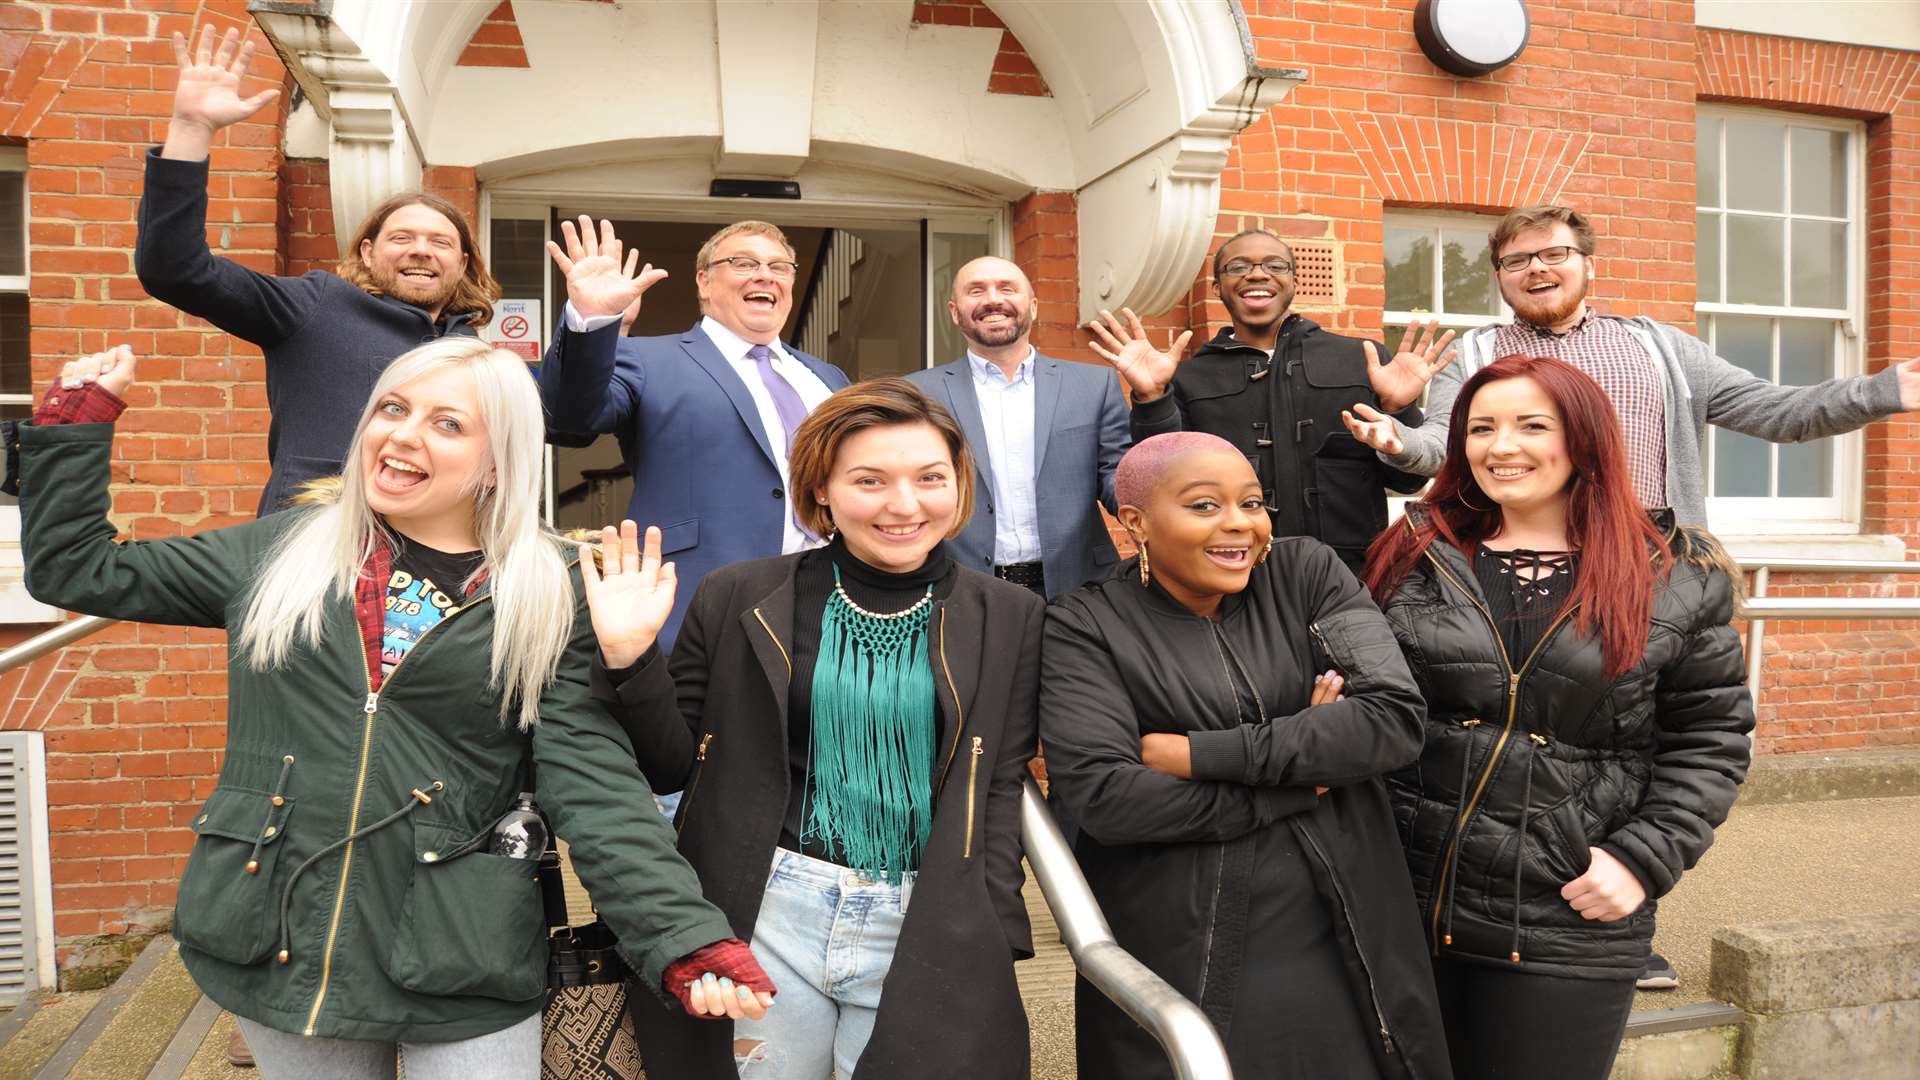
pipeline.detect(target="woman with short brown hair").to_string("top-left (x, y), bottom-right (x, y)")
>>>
top-left (583, 377), bottom-right (1041, 1079)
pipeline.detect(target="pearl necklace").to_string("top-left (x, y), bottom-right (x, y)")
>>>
top-left (831, 580), bottom-right (935, 621)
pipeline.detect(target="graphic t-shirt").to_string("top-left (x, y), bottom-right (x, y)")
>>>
top-left (382, 539), bottom-right (485, 677)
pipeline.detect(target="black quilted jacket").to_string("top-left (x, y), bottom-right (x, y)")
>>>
top-left (1380, 522), bottom-right (1754, 979)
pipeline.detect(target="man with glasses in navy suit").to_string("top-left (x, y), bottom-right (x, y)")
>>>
top-left (538, 217), bottom-right (849, 650)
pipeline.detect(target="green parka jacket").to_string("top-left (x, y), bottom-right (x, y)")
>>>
top-left (15, 419), bottom-right (736, 1043)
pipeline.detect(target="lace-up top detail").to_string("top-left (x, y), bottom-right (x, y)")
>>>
top-left (1472, 545), bottom-right (1578, 667)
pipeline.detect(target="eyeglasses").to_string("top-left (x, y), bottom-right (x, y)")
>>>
top-left (1495, 245), bottom-right (1580, 273)
top-left (707, 255), bottom-right (799, 279)
top-left (1219, 258), bottom-right (1295, 279)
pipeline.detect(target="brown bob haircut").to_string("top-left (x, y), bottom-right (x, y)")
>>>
top-left (788, 377), bottom-right (975, 541)
top-left (335, 192), bottom-right (501, 326)
top-left (1487, 204), bottom-right (1597, 266)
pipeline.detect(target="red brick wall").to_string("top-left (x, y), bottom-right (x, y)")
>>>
top-left (3, 0), bottom-right (283, 956)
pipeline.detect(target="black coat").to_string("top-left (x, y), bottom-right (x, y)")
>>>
top-left (1381, 524), bottom-right (1753, 979)
top-left (594, 554), bottom-right (1043, 1079)
top-left (1039, 540), bottom-right (1452, 1080)
top-left (1129, 320), bottom-right (1426, 571)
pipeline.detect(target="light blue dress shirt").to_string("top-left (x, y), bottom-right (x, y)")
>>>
top-left (967, 348), bottom-right (1041, 565)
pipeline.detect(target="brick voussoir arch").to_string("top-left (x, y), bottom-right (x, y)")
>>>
top-left (1697, 28), bottom-right (1920, 118)
top-left (1334, 113), bottom-right (1593, 211)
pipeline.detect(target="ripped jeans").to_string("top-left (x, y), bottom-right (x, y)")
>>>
top-left (732, 847), bottom-right (910, 1079)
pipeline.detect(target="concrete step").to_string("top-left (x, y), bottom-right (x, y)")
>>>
top-left (17, 935), bottom-right (202, 1080)
top-left (0, 990), bottom-right (103, 1080)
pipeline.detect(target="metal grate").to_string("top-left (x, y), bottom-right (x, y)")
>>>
top-left (1291, 241), bottom-right (1336, 303)
top-left (0, 731), bottom-right (45, 1006)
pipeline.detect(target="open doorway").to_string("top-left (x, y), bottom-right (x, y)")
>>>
top-left (496, 212), bottom-right (994, 531)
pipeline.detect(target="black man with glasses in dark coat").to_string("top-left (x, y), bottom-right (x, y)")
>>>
top-left (1087, 229), bottom-right (1446, 574)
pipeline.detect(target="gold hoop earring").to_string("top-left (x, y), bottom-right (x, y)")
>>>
top-left (1137, 541), bottom-right (1151, 587)
top-left (1458, 487), bottom-right (1491, 512)
top-left (1254, 541), bottom-right (1271, 567)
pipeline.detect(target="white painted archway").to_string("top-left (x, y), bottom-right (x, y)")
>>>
top-left (251, 0), bottom-right (1302, 318)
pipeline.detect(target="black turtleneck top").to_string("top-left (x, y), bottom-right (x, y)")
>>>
top-left (780, 537), bottom-right (959, 862)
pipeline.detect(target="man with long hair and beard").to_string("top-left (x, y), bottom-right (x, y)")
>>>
top-left (136, 25), bottom-right (501, 517)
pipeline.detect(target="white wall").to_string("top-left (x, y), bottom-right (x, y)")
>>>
top-left (1696, 1), bottom-right (1920, 54)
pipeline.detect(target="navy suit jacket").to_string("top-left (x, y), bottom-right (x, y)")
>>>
top-left (906, 354), bottom-right (1129, 598)
top-left (538, 321), bottom-right (850, 648)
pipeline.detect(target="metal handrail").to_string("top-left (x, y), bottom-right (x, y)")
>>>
top-left (1733, 557), bottom-right (1920, 709)
top-left (1019, 777), bottom-right (1233, 1080)
top-left (0, 615), bottom-right (117, 675)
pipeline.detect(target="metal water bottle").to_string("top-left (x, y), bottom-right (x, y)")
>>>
top-left (489, 792), bottom-right (547, 860)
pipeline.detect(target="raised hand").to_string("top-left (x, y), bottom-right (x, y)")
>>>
top-left (1341, 402), bottom-right (1404, 457)
top-left (60, 346), bottom-right (138, 400)
top-left (164, 27), bottom-right (279, 155)
top-left (578, 520), bottom-right (677, 670)
top-left (546, 217), bottom-right (668, 321)
top-left (1366, 321), bottom-right (1456, 413)
top-left (1085, 308), bottom-right (1194, 404)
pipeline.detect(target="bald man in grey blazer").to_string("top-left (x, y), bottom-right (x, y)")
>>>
top-left (907, 256), bottom-right (1130, 600)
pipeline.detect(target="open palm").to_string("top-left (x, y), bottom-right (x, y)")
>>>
top-left (547, 216), bottom-right (667, 321)
top-left (579, 521), bottom-right (677, 670)
top-left (1366, 320), bottom-right (1457, 413)
top-left (170, 27), bottom-right (279, 132)
top-left (1085, 307), bottom-right (1194, 404)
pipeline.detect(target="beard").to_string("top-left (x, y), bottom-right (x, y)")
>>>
top-left (368, 260), bottom-right (462, 312)
top-left (1508, 272), bottom-right (1588, 328)
top-left (961, 305), bottom-right (1033, 348)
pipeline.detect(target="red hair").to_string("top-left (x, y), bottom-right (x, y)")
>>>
top-left (1361, 356), bottom-right (1669, 676)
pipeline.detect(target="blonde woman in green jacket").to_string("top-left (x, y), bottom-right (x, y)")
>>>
top-left (11, 338), bottom-right (773, 1078)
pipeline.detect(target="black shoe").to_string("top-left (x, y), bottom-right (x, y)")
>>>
top-left (1637, 952), bottom-right (1679, 990)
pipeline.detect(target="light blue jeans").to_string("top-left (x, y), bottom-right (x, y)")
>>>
top-left (733, 847), bottom-right (910, 1079)
top-left (235, 1011), bottom-right (541, 1079)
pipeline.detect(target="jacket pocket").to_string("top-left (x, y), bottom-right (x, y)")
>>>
top-left (384, 822), bottom-right (547, 1002)
top-left (1175, 356), bottom-right (1252, 401)
top-left (1310, 610), bottom-right (1404, 697)
top-left (658, 516), bottom-right (699, 556)
top-left (174, 787), bottom-right (296, 965)
top-left (1313, 433), bottom-right (1388, 551)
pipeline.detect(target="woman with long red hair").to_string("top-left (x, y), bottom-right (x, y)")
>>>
top-left (1356, 355), bottom-right (1753, 1079)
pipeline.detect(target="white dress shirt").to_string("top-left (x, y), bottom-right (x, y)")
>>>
top-left (563, 303), bottom-right (833, 554)
top-left (967, 348), bottom-right (1041, 565)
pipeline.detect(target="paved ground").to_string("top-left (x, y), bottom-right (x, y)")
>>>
top-left (6, 796), bottom-right (1916, 1078)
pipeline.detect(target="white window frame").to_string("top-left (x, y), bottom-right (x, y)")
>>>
top-left (0, 147), bottom-right (60, 622)
top-left (1383, 209), bottom-right (1512, 347)
top-left (1695, 105), bottom-right (1868, 537)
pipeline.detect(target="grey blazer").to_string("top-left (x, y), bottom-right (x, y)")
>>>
top-left (908, 353), bottom-right (1131, 598)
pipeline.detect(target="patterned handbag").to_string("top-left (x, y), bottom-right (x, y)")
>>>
top-left (538, 848), bottom-right (646, 1079)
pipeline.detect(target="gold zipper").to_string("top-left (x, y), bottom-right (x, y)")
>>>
top-left (932, 608), bottom-right (966, 799)
top-left (963, 736), bottom-right (983, 858)
top-left (1420, 549), bottom-right (1575, 950)
top-left (302, 591), bottom-right (492, 1037)
top-left (751, 608), bottom-right (793, 678)
top-left (675, 733), bottom-right (715, 836)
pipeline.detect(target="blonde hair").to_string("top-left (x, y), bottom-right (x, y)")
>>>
top-left (236, 338), bottom-right (573, 730)
top-left (694, 221), bottom-right (796, 278)
top-left (787, 378), bottom-right (975, 540)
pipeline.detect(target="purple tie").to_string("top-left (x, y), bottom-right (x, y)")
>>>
top-left (748, 344), bottom-right (817, 540)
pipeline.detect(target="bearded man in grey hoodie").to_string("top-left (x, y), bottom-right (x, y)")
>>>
top-left (1344, 203), bottom-right (1920, 528)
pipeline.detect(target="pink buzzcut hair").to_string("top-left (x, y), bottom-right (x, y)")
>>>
top-left (1114, 432), bottom-right (1244, 510)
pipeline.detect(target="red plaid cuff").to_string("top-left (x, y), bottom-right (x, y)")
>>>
top-left (32, 380), bottom-right (127, 426)
top-left (663, 938), bottom-right (775, 1011)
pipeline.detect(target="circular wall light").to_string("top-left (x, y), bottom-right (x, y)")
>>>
top-left (1414, 0), bottom-right (1529, 77)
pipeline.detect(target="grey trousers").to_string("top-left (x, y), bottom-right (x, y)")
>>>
top-left (234, 1011), bottom-right (542, 1080)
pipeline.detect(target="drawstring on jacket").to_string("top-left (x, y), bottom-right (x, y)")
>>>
top-left (1509, 734), bottom-right (1548, 963)
top-left (274, 782), bottom-right (444, 964)
top-left (1441, 718), bottom-right (1482, 947)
